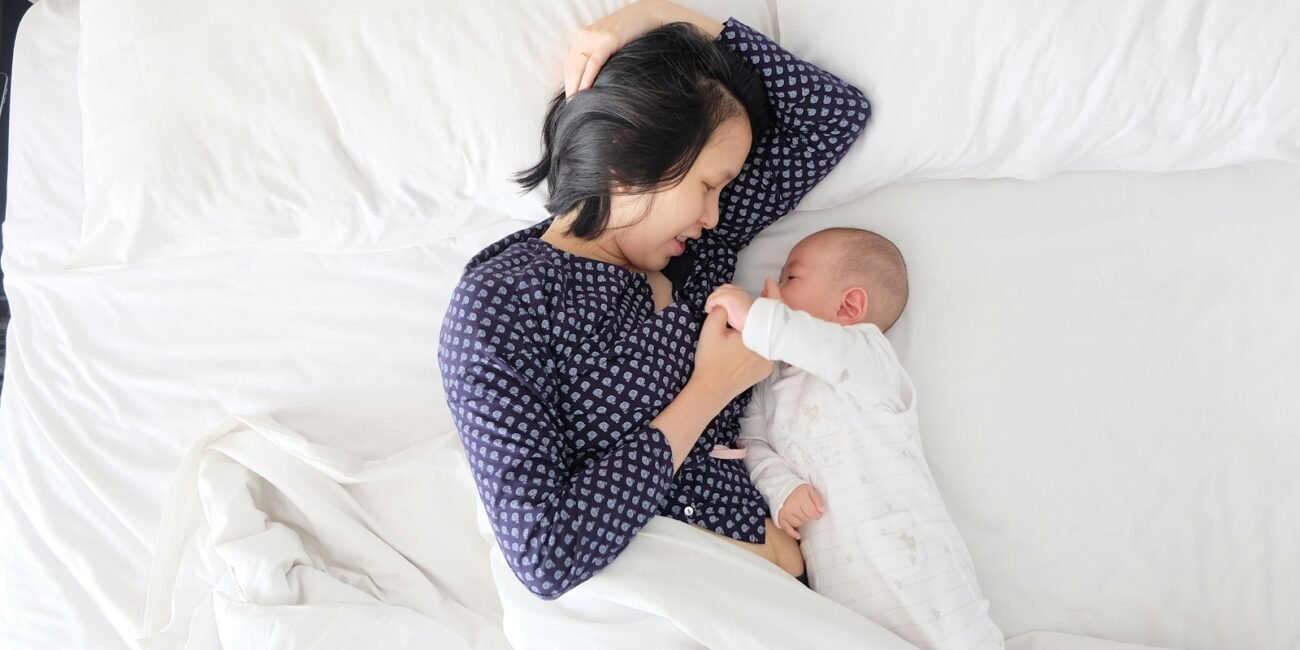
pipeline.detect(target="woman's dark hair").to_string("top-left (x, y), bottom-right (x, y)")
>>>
top-left (515, 22), bottom-right (771, 239)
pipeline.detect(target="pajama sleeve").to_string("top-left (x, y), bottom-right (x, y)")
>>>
top-left (439, 274), bottom-right (675, 600)
top-left (737, 386), bottom-right (809, 529)
top-left (742, 298), bottom-right (909, 411)
top-left (709, 19), bottom-right (872, 251)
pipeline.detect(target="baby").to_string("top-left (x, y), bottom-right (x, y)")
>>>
top-left (706, 228), bottom-right (1004, 650)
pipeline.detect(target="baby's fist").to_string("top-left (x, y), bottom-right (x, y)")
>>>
top-left (704, 284), bottom-right (755, 331)
top-left (778, 483), bottom-right (826, 541)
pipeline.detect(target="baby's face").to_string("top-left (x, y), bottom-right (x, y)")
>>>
top-left (775, 237), bottom-right (846, 322)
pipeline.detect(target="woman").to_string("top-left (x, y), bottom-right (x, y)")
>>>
top-left (439, 0), bottom-right (870, 600)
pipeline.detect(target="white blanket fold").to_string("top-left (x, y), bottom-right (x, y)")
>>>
top-left (491, 516), bottom-right (920, 649)
top-left (141, 415), bottom-right (509, 650)
top-left (142, 415), bottom-right (918, 649)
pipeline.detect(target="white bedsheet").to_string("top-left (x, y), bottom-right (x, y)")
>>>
top-left (4, 1), bottom-right (1297, 649)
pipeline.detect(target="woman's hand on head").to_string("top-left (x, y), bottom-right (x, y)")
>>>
top-left (564, 0), bottom-right (725, 97)
top-left (691, 308), bottom-right (773, 404)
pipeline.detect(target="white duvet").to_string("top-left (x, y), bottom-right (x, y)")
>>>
top-left (141, 416), bottom-right (915, 650)
top-left (139, 416), bottom-right (507, 650)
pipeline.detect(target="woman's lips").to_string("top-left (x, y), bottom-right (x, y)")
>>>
top-left (670, 237), bottom-right (686, 256)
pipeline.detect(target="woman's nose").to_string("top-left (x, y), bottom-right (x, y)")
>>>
top-left (701, 199), bottom-right (721, 230)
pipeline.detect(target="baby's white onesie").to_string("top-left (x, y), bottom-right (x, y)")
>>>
top-left (740, 298), bottom-right (1004, 650)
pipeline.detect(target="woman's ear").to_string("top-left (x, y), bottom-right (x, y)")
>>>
top-left (837, 287), bottom-right (869, 325)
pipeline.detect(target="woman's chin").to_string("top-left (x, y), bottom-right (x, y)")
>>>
top-left (630, 244), bottom-right (679, 272)
top-left (639, 255), bottom-right (671, 272)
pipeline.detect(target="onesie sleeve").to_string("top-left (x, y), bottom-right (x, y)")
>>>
top-left (737, 384), bottom-right (809, 528)
top-left (742, 298), bottom-right (910, 411)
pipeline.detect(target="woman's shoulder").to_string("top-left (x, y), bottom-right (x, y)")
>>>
top-left (439, 239), bottom-right (567, 404)
top-left (454, 238), bottom-right (561, 318)
top-left (442, 240), bottom-right (560, 374)
top-left (462, 236), bottom-right (550, 279)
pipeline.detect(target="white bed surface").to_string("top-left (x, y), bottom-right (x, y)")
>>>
top-left (736, 164), bottom-right (1300, 650)
top-left (1005, 633), bottom-right (1176, 650)
top-left (4, 1), bottom-right (1297, 649)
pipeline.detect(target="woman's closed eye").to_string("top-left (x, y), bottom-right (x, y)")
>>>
top-left (703, 181), bottom-right (718, 193)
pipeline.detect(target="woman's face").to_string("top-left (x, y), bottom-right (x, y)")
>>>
top-left (606, 115), bottom-right (752, 273)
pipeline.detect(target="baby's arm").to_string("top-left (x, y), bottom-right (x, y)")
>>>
top-left (706, 282), bottom-right (906, 407)
top-left (738, 388), bottom-right (812, 531)
top-left (743, 297), bottom-right (903, 399)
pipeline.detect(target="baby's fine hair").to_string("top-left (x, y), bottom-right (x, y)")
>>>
top-left (815, 227), bottom-right (909, 331)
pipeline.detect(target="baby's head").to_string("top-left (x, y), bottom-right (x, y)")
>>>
top-left (774, 228), bottom-right (909, 332)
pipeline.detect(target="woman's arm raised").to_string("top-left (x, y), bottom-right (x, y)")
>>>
top-left (709, 19), bottom-right (872, 250)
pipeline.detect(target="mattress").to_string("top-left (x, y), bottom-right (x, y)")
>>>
top-left (3, 1), bottom-right (1297, 649)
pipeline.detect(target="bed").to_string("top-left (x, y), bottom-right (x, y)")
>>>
top-left (3, 0), bottom-right (1297, 648)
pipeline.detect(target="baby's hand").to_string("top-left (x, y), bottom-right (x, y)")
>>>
top-left (705, 284), bottom-right (756, 331)
top-left (778, 483), bottom-right (826, 541)
top-left (761, 277), bottom-right (782, 301)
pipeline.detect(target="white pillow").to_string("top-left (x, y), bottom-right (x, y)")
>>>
top-left (777, 0), bottom-right (1300, 210)
top-left (74, 0), bottom-right (775, 268)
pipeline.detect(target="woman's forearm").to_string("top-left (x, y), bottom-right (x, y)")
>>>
top-left (652, 378), bottom-right (730, 470)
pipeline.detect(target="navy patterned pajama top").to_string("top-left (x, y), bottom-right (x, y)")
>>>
top-left (439, 18), bottom-right (870, 599)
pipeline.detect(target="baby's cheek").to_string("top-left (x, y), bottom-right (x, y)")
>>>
top-left (780, 286), bottom-right (806, 311)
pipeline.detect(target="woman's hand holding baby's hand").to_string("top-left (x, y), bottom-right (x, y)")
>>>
top-left (705, 284), bottom-right (756, 331)
top-left (778, 483), bottom-right (826, 541)
top-left (690, 308), bottom-right (773, 406)
top-left (707, 278), bottom-right (784, 331)
top-left (657, 309), bottom-right (768, 469)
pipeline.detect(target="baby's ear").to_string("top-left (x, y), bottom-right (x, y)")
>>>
top-left (839, 287), bottom-right (869, 323)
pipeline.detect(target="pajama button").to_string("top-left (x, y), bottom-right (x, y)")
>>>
top-left (684, 506), bottom-right (695, 517)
